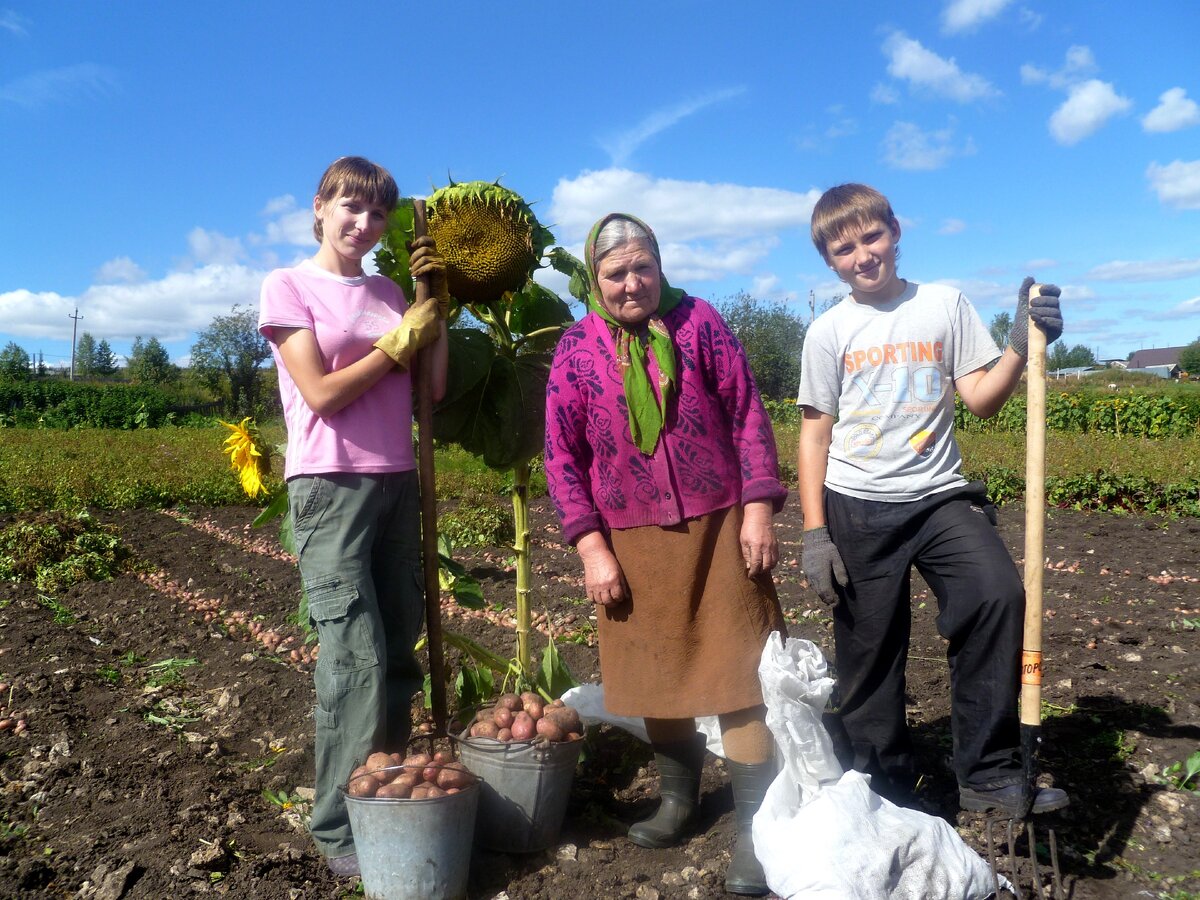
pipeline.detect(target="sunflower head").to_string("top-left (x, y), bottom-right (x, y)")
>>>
top-left (220, 417), bottom-right (269, 499)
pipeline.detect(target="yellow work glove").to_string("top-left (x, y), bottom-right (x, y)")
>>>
top-left (408, 236), bottom-right (452, 318)
top-left (373, 299), bottom-right (440, 370)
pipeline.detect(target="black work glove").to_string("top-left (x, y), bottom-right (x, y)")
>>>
top-left (1008, 276), bottom-right (1064, 357)
top-left (408, 236), bottom-right (451, 318)
top-left (801, 526), bottom-right (848, 606)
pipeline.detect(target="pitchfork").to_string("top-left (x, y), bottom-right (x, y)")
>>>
top-left (983, 283), bottom-right (1067, 899)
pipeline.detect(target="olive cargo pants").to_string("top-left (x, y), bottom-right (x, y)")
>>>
top-left (288, 471), bottom-right (424, 858)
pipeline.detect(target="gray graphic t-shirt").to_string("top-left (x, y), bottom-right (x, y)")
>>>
top-left (796, 281), bottom-right (1000, 502)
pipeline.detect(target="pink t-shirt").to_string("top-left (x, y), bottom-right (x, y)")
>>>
top-left (258, 260), bottom-right (416, 479)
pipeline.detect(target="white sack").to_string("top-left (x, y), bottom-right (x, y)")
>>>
top-left (753, 633), bottom-right (1005, 899)
top-left (560, 683), bottom-right (726, 757)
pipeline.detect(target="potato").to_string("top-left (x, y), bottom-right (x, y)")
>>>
top-left (566, 732), bottom-right (582, 742)
top-left (366, 752), bottom-right (395, 780)
top-left (475, 707), bottom-right (494, 723)
top-left (543, 705), bottom-right (582, 735)
top-left (424, 751), bottom-right (454, 784)
top-left (402, 752), bottom-right (432, 769)
top-left (493, 706), bottom-right (515, 729)
top-left (471, 721), bottom-right (500, 740)
top-left (410, 783), bottom-right (448, 800)
top-left (389, 752), bottom-right (405, 767)
top-left (511, 711), bottom-right (536, 741)
top-left (536, 717), bottom-right (566, 742)
top-left (496, 693), bottom-right (523, 712)
top-left (497, 728), bottom-right (512, 742)
top-left (547, 698), bottom-right (565, 709)
top-left (347, 773), bottom-right (381, 798)
top-left (376, 781), bottom-right (413, 799)
top-left (436, 762), bottom-right (473, 791)
top-left (393, 770), bottom-right (422, 790)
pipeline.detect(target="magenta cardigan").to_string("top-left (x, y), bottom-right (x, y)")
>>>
top-left (544, 295), bottom-right (787, 545)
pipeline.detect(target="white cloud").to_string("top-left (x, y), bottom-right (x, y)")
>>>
top-left (0, 265), bottom-right (267, 345)
top-left (601, 87), bottom-right (745, 167)
top-left (1025, 258), bottom-right (1058, 271)
top-left (882, 121), bottom-right (974, 171)
top-left (1, 9), bottom-right (29, 36)
top-left (0, 63), bottom-right (117, 107)
top-left (186, 227), bottom-right (246, 266)
top-left (1048, 79), bottom-right (1131, 145)
top-left (548, 169), bottom-right (819, 244)
top-left (546, 169), bottom-right (819, 287)
top-left (1142, 88), bottom-right (1200, 133)
top-left (882, 32), bottom-right (999, 103)
top-left (941, 0), bottom-right (1014, 34)
top-left (871, 83), bottom-right (900, 105)
top-left (95, 256), bottom-right (146, 284)
top-left (1021, 45), bottom-right (1096, 89)
top-left (1146, 296), bottom-right (1200, 320)
top-left (1085, 256), bottom-right (1200, 282)
top-left (255, 194), bottom-right (314, 247)
top-left (1146, 160), bottom-right (1200, 210)
top-left (752, 274), bottom-right (782, 297)
top-left (938, 218), bottom-right (967, 235)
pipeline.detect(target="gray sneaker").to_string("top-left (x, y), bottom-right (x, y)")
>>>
top-left (959, 783), bottom-right (1069, 815)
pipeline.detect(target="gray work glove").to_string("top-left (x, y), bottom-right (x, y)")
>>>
top-left (1008, 276), bottom-right (1064, 358)
top-left (802, 526), bottom-right (848, 606)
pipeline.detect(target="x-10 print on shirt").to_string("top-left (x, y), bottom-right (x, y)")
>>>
top-left (797, 282), bottom-right (999, 502)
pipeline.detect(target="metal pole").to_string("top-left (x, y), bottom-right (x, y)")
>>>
top-left (68, 308), bottom-right (83, 380)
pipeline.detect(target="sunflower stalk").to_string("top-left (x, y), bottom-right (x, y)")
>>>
top-left (511, 459), bottom-right (533, 676)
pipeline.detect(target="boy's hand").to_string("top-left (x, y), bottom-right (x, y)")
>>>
top-left (408, 236), bottom-right (452, 318)
top-left (802, 526), bottom-right (848, 606)
top-left (1009, 277), bottom-right (1064, 357)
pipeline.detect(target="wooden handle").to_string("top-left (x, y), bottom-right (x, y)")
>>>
top-left (1021, 284), bottom-right (1047, 727)
top-left (413, 199), bottom-right (447, 736)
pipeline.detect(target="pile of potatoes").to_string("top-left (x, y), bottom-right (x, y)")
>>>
top-left (346, 750), bottom-right (475, 800)
top-left (467, 692), bottom-right (583, 743)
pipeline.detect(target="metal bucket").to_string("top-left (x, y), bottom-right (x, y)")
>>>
top-left (342, 765), bottom-right (480, 899)
top-left (456, 730), bottom-right (583, 853)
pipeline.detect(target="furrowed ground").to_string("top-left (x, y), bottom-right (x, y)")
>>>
top-left (0, 498), bottom-right (1196, 899)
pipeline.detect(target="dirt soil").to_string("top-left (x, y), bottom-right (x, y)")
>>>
top-left (0, 498), bottom-right (1196, 899)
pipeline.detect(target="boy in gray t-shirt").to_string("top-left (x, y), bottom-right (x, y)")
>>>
top-left (796, 182), bottom-right (1067, 816)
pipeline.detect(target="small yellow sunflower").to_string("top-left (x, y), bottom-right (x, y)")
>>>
top-left (220, 417), bottom-right (267, 498)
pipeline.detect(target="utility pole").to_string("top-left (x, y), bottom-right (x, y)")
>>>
top-left (69, 307), bottom-right (83, 380)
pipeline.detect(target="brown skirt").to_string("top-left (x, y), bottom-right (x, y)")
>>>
top-left (599, 505), bottom-right (785, 719)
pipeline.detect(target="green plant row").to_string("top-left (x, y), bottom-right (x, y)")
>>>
top-left (955, 391), bottom-right (1200, 438)
top-left (2, 423), bottom-right (1196, 518)
top-left (0, 378), bottom-right (203, 429)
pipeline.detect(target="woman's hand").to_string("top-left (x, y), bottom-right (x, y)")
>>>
top-left (741, 501), bottom-right (778, 576)
top-left (576, 531), bottom-right (628, 608)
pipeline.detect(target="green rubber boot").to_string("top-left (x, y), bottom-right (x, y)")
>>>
top-left (627, 734), bottom-right (707, 849)
top-left (724, 759), bottom-right (775, 896)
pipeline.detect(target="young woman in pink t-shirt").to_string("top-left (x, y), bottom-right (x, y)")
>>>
top-left (258, 156), bottom-right (449, 877)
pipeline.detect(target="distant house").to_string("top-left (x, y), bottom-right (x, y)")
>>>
top-left (1127, 364), bottom-right (1181, 380)
top-left (1126, 347), bottom-right (1185, 369)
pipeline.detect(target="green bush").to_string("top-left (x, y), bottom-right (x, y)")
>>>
top-left (439, 499), bottom-right (515, 547)
top-left (955, 390), bottom-right (1200, 438)
top-left (0, 379), bottom-right (190, 429)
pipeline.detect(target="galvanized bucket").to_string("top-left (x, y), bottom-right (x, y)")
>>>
top-left (456, 730), bottom-right (583, 853)
top-left (342, 765), bottom-right (480, 899)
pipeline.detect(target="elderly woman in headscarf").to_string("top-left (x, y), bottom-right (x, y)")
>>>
top-left (544, 213), bottom-right (786, 896)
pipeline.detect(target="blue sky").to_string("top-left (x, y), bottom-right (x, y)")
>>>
top-left (2, 0), bottom-right (1198, 371)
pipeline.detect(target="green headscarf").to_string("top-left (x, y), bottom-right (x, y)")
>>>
top-left (585, 213), bottom-right (686, 455)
